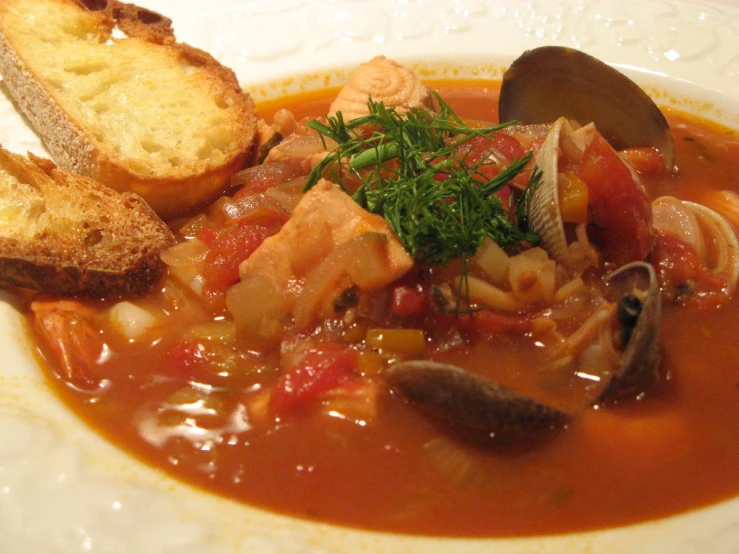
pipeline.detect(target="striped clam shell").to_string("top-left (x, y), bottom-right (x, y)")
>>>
top-left (600, 261), bottom-right (661, 401)
top-left (527, 117), bottom-right (569, 262)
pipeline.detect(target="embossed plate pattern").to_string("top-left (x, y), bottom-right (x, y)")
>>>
top-left (0, 1), bottom-right (738, 552)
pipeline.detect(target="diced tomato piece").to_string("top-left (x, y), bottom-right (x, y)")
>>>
top-left (456, 133), bottom-right (526, 183)
top-left (199, 215), bottom-right (286, 313)
top-left (391, 285), bottom-right (427, 317)
top-left (496, 185), bottom-right (513, 207)
top-left (620, 147), bottom-right (668, 177)
top-left (270, 342), bottom-right (358, 413)
top-left (460, 133), bottom-right (525, 165)
top-left (433, 132), bottom-right (527, 202)
top-left (579, 134), bottom-right (654, 266)
top-left (167, 340), bottom-right (208, 373)
top-left (197, 225), bottom-right (219, 248)
top-left (651, 230), bottom-right (730, 309)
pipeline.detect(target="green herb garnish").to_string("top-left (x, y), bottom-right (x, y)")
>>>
top-left (306, 92), bottom-right (539, 271)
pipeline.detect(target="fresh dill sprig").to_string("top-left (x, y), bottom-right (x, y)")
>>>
top-left (306, 92), bottom-right (539, 271)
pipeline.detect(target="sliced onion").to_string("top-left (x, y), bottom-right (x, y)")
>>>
top-left (264, 176), bottom-right (307, 213)
top-left (166, 265), bottom-right (204, 297)
top-left (270, 134), bottom-right (329, 160)
top-left (508, 247), bottom-right (557, 305)
top-left (226, 273), bottom-right (294, 346)
top-left (231, 162), bottom-right (302, 188)
top-left (293, 232), bottom-right (393, 331)
top-left (160, 239), bottom-right (208, 267)
top-left (473, 237), bottom-right (509, 285)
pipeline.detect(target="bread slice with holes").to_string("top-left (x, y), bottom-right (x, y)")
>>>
top-left (0, 146), bottom-right (175, 297)
top-left (0, 0), bottom-right (256, 218)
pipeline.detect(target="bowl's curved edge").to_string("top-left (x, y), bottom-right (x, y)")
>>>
top-left (1, 0), bottom-right (738, 552)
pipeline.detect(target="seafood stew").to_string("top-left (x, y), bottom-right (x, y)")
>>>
top-left (25, 57), bottom-right (739, 537)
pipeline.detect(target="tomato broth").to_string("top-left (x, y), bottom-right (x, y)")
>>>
top-left (29, 80), bottom-right (739, 537)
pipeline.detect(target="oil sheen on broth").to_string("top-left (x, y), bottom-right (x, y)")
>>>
top-left (28, 78), bottom-right (739, 538)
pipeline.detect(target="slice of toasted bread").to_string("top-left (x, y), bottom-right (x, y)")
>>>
top-left (0, 146), bottom-right (175, 297)
top-left (0, 0), bottom-right (256, 218)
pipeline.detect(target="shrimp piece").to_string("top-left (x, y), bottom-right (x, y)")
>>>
top-left (31, 300), bottom-right (105, 389)
top-left (329, 56), bottom-right (435, 121)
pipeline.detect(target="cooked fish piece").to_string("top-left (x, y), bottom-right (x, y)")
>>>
top-left (227, 179), bottom-right (413, 344)
top-left (328, 56), bottom-right (435, 121)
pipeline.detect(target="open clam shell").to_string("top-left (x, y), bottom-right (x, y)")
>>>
top-left (526, 117), bottom-right (569, 262)
top-left (599, 261), bottom-right (662, 400)
top-left (385, 263), bottom-right (661, 433)
top-left (499, 46), bottom-right (675, 171)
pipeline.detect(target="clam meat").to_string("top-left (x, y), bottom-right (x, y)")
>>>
top-left (386, 262), bottom-right (662, 437)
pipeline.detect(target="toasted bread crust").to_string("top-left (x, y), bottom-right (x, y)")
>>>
top-left (0, 148), bottom-right (175, 298)
top-left (0, 0), bottom-right (256, 218)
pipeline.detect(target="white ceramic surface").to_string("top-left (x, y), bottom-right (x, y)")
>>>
top-left (0, 1), bottom-right (738, 553)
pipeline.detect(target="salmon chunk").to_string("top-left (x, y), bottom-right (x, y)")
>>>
top-left (328, 56), bottom-right (436, 121)
top-left (226, 179), bottom-right (413, 345)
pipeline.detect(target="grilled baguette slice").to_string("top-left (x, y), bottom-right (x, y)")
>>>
top-left (0, 0), bottom-right (256, 218)
top-left (0, 146), bottom-right (174, 297)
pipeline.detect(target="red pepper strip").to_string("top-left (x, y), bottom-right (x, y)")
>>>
top-left (270, 342), bottom-right (358, 414)
top-left (430, 309), bottom-right (532, 338)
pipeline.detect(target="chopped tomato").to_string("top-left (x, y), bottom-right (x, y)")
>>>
top-left (198, 214), bottom-right (286, 313)
top-left (391, 285), bottom-right (427, 317)
top-left (467, 133), bottom-right (525, 163)
top-left (651, 230), bottom-right (730, 309)
top-left (579, 134), bottom-right (654, 265)
top-left (620, 147), bottom-right (668, 177)
top-left (433, 132), bottom-right (527, 203)
top-left (167, 340), bottom-right (208, 373)
top-left (457, 133), bottom-right (525, 181)
top-left (270, 341), bottom-right (359, 413)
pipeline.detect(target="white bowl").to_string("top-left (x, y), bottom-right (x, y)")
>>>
top-left (1, 1), bottom-right (738, 552)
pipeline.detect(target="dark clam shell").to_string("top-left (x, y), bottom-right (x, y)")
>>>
top-left (386, 360), bottom-right (569, 439)
top-left (600, 261), bottom-right (662, 400)
top-left (499, 46), bottom-right (675, 171)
